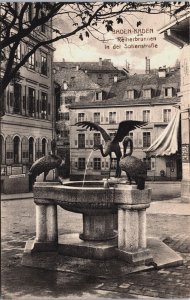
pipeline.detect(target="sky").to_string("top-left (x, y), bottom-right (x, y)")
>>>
top-left (53, 10), bottom-right (181, 73)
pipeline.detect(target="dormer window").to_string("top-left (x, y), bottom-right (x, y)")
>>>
top-left (164, 87), bottom-right (173, 98)
top-left (143, 89), bottom-right (151, 99)
top-left (126, 90), bottom-right (134, 100)
top-left (95, 92), bottom-right (102, 101)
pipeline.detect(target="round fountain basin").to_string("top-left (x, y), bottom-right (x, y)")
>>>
top-left (33, 181), bottom-right (117, 215)
top-left (33, 181), bottom-right (117, 241)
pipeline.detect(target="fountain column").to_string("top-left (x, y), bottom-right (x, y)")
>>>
top-left (115, 184), bottom-right (153, 264)
top-left (32, 198), bottom-right (58, 251)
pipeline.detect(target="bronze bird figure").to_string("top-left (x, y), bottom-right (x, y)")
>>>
top-left (119, 136), bottom-right (147, 189)
top-left (28, 139), bottom-right (64, 188)
top-left (75, 120), bottom-right (147, 177)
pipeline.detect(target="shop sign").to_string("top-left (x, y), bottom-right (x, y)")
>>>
top-left (182, 144), bottom-right (190, 163)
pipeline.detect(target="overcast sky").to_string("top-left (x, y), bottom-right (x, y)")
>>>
top-left (54, 10), bottom-right (180, 73)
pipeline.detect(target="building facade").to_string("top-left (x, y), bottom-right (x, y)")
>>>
top-left (69, 67), bottom-right (181, 181)
top-left (159, 13), bottom-right (190, 202)
top-left (0, 6), bottom-right (55, 193)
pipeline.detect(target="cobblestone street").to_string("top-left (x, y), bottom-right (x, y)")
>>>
top-left (1, 197), bottom-right (190, 299)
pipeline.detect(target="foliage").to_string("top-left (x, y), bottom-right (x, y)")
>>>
top-left (0, 1), bottom-right (189, 113)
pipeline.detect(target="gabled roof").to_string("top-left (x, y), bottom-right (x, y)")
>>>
top-left (69, 68), bottom-right (180, 108)
top-left (107, 68), bottom-right (180, 101)
top-left (54, 69), bottom-right (100, 91)
top-left (53, 59), bottom-right (121, 73)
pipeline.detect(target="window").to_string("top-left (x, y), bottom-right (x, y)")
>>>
top-left (29, 137), bottom-right (34, 163)
top-left (41, 92), bottom-right (48, 119)
top-left (13, 136), bottom-right (20, 163)
top-left (65, 96), bottom-right (75, 104)
top-left (95, 92), bottom-right (102, 101)
top-left (94, 158), bottom-right (101, 170)
top-left (6, 136), bottom-right (13, 163)
top-left (143, 110), bottom-right (150, 122)
top-left (143, 158), bottom-right (151, 170)
top-left (42, 138), bottom-right (47, 156)
top-left (143, 132), bottom-right (151, 148)
top-left (94, 133), bottom-right (101, 146)
top-left (28, 48), bottom-right (35, 70)
top-left (41, 10), bottom-right (46, 33)
top-left (78, 113), bottom-right (85, 122)
top-left (126, 90), bottom-right (134, 99)
top-left (59, 112), bottom-right (69, 121)
top-left (13, 83), bottom-right (21, 114)
top-left (94, 112), bottom-right (100, 124)
top-left (163, 109), bottom-right (171, 122)
top-left (78, 158), bottom-right (85, 170)
top-left (78, 134), bottom-right (85, 149)
top-left (165, 87), bottom-right (173, 98)
top-left (111, 158), bottom-right (117, 170)
top-left (28, 87), bottom-right (35, 117)
top-left (22, 137), bottom-right (29, 162)
top-left (126, 111), bottom-right (133, 120)
top-left (41, 53), bottom-right (47, 75)
top-left (143, 89), bottom-right (151, 99)
top-left (109, 112), bottom-right (116, 124)
top-left (15, 44), bottom-right (21, 62)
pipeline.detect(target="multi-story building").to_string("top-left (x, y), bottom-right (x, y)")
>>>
top-left (53, 58), bottom-right (128, 93)
top-left (69, 66), bottom-right (181, 181)
top-left (54, 68), bottom-right (102, 177)
top-left (0, 6), bottom-right (55, 193)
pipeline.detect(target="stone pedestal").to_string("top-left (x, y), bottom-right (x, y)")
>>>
top-left (114, 185), bottom-right (153, 264)
top-left (80, 213), bottom-right (117, 241)
top-left (31, 198), bottom-right (58, 252)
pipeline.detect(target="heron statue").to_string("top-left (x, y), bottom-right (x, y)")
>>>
top-left (119, 136), bottom-right (147, 189)
top-left (28, 139), bottom-right (65, 188)
top-left (75, 120), bottom-right (147, 177)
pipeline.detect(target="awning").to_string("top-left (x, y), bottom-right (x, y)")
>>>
top-left (146, 108), bottom-right (181, 157)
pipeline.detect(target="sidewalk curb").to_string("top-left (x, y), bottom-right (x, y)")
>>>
top-left (1, 193), bottom-right (33, 201)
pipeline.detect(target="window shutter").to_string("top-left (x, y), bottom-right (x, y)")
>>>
top-left (48, 103), bottom-right (50, 115)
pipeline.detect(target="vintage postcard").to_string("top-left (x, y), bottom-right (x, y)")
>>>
top-left (1, 2), bottom-right (190, 299)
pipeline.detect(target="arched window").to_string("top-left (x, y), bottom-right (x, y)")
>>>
top-left (35, 138), bottom-right (42, 159)
top-left (29, 137), bottom-right (34, 163)
top-left (13, 136), bottom-right (20, 163)
top-left (42, 138), bottom-right (46, 156)
top-left (6, 136), bottom-right (13, 164)
top-left (0, 135), bottom-right (5, 164)
top-left (22, 137), bottom-right (29, 163)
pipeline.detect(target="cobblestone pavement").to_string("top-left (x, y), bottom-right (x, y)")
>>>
top-left (1, 199), bottom-right (190, 299)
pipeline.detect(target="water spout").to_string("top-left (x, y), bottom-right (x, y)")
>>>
top-left (82, 150), bottom-right (94, 187)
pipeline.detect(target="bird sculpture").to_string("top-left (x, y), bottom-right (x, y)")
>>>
top-left (75, 120), bottom-right (147, 177)
top-left (28, 139), bottom-right (64, 188)
top-left (119, 136), bottom-right (147, 189)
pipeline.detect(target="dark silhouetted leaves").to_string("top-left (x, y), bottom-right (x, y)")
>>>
top-left (117, 16), bottom-right (123, 24)
top-left (85, 31), bottom-right (89, 38)
top-left (137, 21), bottom-right (141, 27)
top-left (79, 33), bottom-right (83, 40)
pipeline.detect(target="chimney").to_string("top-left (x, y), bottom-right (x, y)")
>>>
top-left (62, 58), bottom-right (65, 62)
top-left (99, 58), bottom-right (102, 66)
top-left (145, 57), bottom-right (150, 74)
top-left (158, 66), bottom-right (167, 78)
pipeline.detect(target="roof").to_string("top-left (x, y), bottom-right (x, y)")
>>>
top-left (107, 68), bottom-right (180, 101)
top-left (69, 68), bottom-right (180, 108)
top-left (53, 59), bottom-right (122, 73)
top-left (54, 69), bottom-right (100, 91)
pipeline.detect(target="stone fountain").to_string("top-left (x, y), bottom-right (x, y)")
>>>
top-left (22, 179), bottom-right (183, 277)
